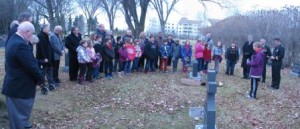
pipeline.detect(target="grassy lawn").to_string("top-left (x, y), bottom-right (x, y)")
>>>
top-left (0, 47), bottom-right (300, 129)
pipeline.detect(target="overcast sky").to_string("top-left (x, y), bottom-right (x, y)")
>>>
top-left (98, 0), bottom-right (300, 30)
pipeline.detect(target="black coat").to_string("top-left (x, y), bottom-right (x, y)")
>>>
top-left (36, 31), bottom-right (54, 66)
top-left (145, 41), bottom-right (159, 60)
top-left (271, 44), bottom-right (285, 65)
top-left (262, 45), bottom-right (272, 63)
top-left (5, 24), bottom-right (18, 46)
top-left (241, 41), bottom-right (254, 67)
top-left (2, 34), bottom-right (44, 99)
top-left (65, 33), bottom-right (82, 60)
top-left (102, 44), bottom-right (115, 61)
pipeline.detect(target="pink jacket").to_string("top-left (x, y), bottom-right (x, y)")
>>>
top-left (195, 42), bottom-right (204, 59)
top-left (125, 43), bottom-right (136, 61)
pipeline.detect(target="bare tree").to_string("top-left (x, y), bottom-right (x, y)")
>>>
top-left (99, 0), bottom-right (121, 31)
top-left (151, 0), bottom-right (180, 34)
top-left (32, 0), bottom-right (75, 31)
top-left (121, 0), bottom-right (151, 37)
top-left (76, 0), bottom-right (101, 35)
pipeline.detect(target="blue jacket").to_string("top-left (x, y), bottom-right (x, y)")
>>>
top-left (160, 44), bottom-right (171, 58)
top-left (181, 44), bottom-right (192, 58)
top-left (49, 32), bottom-right (64, 60)
top-left (2, 34), bottom-right (44, 99)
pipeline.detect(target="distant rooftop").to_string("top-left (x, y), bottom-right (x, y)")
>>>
top-left (178, 17), bottom-right (201, 25)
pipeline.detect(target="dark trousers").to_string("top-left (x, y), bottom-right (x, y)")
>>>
top-left (271, 63), bottom-right (281, 89)
top-left (262, 62), bottom-right (267, 82)
top-left (124, 61), bottom-right (132, 74)
top-left (78, 63), bottom-right (87, 80)
top-left (154, 57), bottom-right (159, 69)
top-left (132, 58), bottom-right (140, 71)
top-left (6, 96), bottom-right (34, 129)
top-left (203, 60), bottom-right (210, 71)
top-left (243, 66), bottom-right (250, 78)
top-left (86, 63), bottom-right (93, 81)
top-left (250, 78), bottom-right (260, 98)
top-left (113, 59), bottom-right (119, 72)
top-left (159, 58), bottom-right (168, 71)
top-left (69, 57), bottom-right (79, 81)
top-left (226, 60), bottom-right (236, 75)
top-left (99, 61), bottom-right (104, 73)
top-left (42, 66), bottom-right (55, 85)
top-left (167, 56), bottom-right (172, 66)
top-left (119, 62), bottom-right (125, 72)
top-left (196, 58), bottom-right (203, 72)
top-left (172, 57), bottom-right (180, 71)
top-left (145, 58), bottom-right (155, 72)
top-left (104, 60), bottom-right (113, 76)
top-left (53, 60), bottom-right (60, 82)
top-left (138, 54), bottom-right (146, 70)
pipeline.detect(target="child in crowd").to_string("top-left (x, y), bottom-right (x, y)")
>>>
top-left (144, 35), bottom-right (159, 73)
top-left (118, 43), bottom-right (127, 77)
top-left (124, 37), bottom-right (136, 74)
top-left (86, 40), bottom-right (96, 82)
top-left (76, 39), bottom-right (90, 84)
top-left (247, 42), bottom-right (265, 99)
top-left (225, 41), bottom-right (239, 75)
top-left (212, 41), bottom-right (223, 73)
top-left (195, 38), bottom-right (204, 73)
top-left (113, 36), bottom-right (122, 73)
top-left (102, 38), bottom-right (115, 79)
top-left (203, 42), bottom-right (212, 74)
top-left (181, 40), bottom-right (192, 73)
top-left (132, 39), bottom-right (142, 72)
top-left (171, 40), bottom-right (181, 72)
top-left (160, 39), bottom-right (171, 73)
top-left (93, 35), bottom-right (102, 78)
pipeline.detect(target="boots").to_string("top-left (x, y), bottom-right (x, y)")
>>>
top-left (118, 72), bottom-right (123, 78)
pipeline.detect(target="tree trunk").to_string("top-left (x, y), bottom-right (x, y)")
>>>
top-left (46, 0), bottom-right (55, 30)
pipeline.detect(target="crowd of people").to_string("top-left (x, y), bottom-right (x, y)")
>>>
top-left (1, 12), bottom-right (285, 128)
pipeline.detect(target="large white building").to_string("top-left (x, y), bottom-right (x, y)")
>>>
top-left (177, 17), bottom-right (201, 39)
top-left (146, 17), bottom-right (202, 39)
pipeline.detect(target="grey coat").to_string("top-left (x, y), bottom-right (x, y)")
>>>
top-left (49, 32), bottom-right (64, 60)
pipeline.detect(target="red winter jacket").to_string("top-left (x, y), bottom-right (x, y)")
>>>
top-left (125, 43), bottom-right (136, 61)
top-left (203, 47), bottom-right (212, 61)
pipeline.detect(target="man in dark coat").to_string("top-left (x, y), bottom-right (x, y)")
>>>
top-left (241, 35), bottom-right (254, 79)
top-left (167, 35), bottom-right (175, 66)
top-left (260, 39), bottom-right (272, 83)
top-left (96, 24), bottom-right (106, 73)
top-left (36, 24), bottom-right (56, 87)
top-left (2, 21), bottom-right (44, 129)
top-left (65, 27), bottom-right (82, 81)
top-left (6, 12), bottom-right (32, 45)
top-left (270, 38), bottom-right (285, 89)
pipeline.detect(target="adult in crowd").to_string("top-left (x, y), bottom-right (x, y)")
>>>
top-left (36, 24), bottom-right (55, 87)
top-left (270, 38), bottom-right (285, 89)
top-left (171, 40), bottom-right (181, 72)
top-left (167, 35), bottom-right (175, 66)
top-left (225, 41), bottom-right (239, 75)
top-left (241, 34), bottom-right (254, 79)
top-left (6, 12), bottom-right (33, 45)
top-left (2, 21), bottom-right (44, 129)
top-left (194, 38), bottom-right (204, 73)
top-left (203, 32), bottom-right (213, 50)
top-left (50, 25), bottom-right (64, 83)
top-left (212, 41), bottom-right (223, 74)
top-left (138, 31), bottom-right (148, 71)
top-left (65, 27), bottom-right (82, 81)
top-left (96, 24), bottom-right (106, 45)
top-left (122, 30), bottom-right (134, 43)
top-left (259, 39), bottom-right (272, 83)
top-left (96, 24), bottom-right (106, 74)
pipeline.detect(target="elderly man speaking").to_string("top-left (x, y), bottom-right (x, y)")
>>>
top-left (2, 21), bottom-right (44, 129)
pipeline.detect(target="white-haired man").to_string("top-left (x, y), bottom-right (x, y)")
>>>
top-left (50, 25), bottom-right (64, 83)
top-left (2, 21), bottom-right (44, 129)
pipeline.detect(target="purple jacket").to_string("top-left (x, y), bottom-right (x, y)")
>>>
top-left (247, 50), bottom-right (265, 78)
top-left (118, 47), bottom-right (128, 62)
